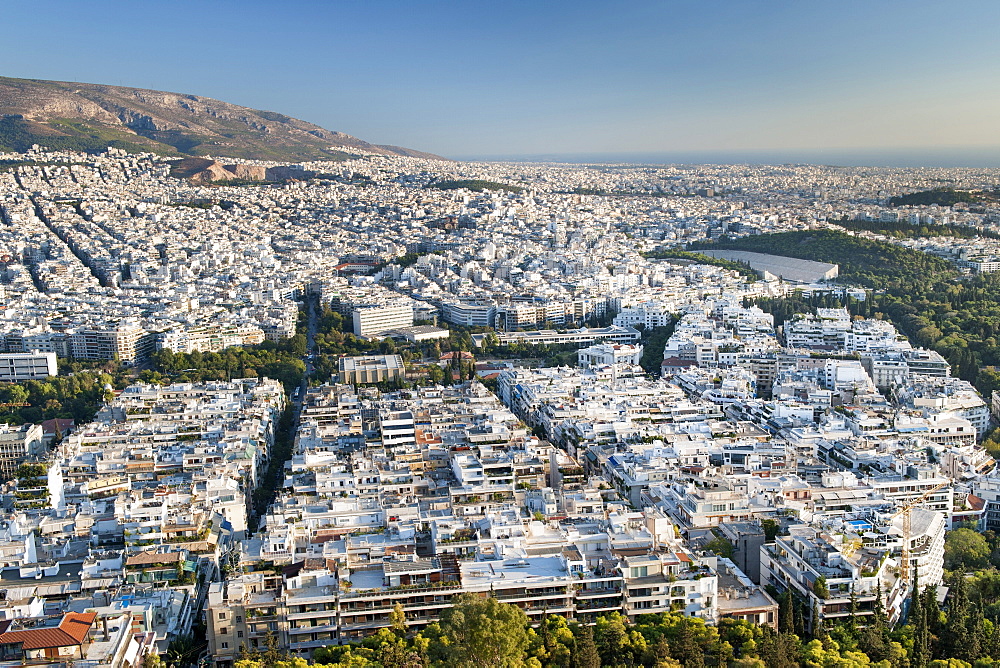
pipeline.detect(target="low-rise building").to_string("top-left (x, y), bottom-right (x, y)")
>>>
top-left (338, 355), bottom-right (405, 385)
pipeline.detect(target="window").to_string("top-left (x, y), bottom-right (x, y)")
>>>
top-left (220, 627), bottom-right (228, 635)
top-left (235, 616), bottom-right (242, 623)
top-left (218, 612), bottom-right (227, 620)
top-left (237, 631), bottom-right (243, 638)
top-left (221, 642), bottom-right (229, 650)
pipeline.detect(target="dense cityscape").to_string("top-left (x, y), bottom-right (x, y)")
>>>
top-left (0, 144), bottom-right (998, 668)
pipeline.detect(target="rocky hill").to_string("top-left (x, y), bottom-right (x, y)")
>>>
top-left (0, 76), bottom-right (443, 162)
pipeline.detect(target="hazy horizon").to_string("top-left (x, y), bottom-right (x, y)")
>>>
top-left (452, 146), bottom-right (1000, 169)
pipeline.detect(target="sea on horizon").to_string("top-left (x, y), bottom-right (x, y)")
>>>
top-left (452, 146), bottom-right (1000, 169)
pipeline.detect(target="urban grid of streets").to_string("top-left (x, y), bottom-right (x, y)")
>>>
top-left (0, 147), bottom-right (999, 665)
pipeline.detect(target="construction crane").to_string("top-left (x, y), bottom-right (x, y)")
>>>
top-left (889, 480), bottom-right (949, 589)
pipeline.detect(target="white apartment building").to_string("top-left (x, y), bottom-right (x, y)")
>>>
top-left (578, 343), bottom-right (643, 369)
top-left (157, 324), bottom-right (265, 354)
top-left (0, 423), bottom-right (44, 479)
top-left (783, 308), bottom-right (852, 349)
top-left (0, 352), bottom-right (57, 381)
top-left (352, 303), bottom-right (414, 337)
top-left (441, 301), bottom-right (496, 327)
top-left (614, 301), bottom-right (677, 329)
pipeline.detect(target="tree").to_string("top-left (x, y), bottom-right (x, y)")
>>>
top-left (702, 536), bottom-right (735, 559)
top-left (572, 626), bottom-right (601, 668)
top-left (594, 612), bottom-right (629, 665)
top-left (672, 617), bottom-right (705, 668)
top-left (390, 602), bottom-right (406, 634)
top-left (813, 575), bottom-right (829, 599)
top-left (438, 593), bottom-right (529, 668)
top-left (911, 573), bottom-right (931, 668)
top-left (143, 653), bottom-right (166, 668)
top-left (756, 627), bottom-right (800, 668)
top-left (539, 615), bottom-right (574, 668)
top-left (945, 528), bottom-right (990, 571)
top-left (779, 592), bottom-right (794, 634)
top-left (166, 633), bottom-right (206, 668)
top-left (811, 602), bottom-right (826, 641)
top-left (760, 519), bottom-right (780, 541)
top-left (288, 333), bottom-right (308, 356)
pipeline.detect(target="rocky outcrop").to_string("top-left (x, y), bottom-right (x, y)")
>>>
top-left (0, 76), bottom-right (446, 162)
top-left (169, 157), bottom-right (314, 183)
top-left (224, 164), bottom-right (268, 181)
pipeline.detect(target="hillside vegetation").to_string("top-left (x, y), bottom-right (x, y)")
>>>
top-left (0, 75), bottom-right (440, 161)
top-left (0, 115), bottom-right (176, 156)
top-left (887, 187), bottom-right (985, 207)
top-left (835, 218), bottom-right (1000, 241)
top-left (643, 248), bottom-right (759, 281)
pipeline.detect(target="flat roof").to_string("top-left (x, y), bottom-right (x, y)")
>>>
top-left (338, 354), bottom-right (404, 371)
top-left (460, 555), bottom-right (569, 586)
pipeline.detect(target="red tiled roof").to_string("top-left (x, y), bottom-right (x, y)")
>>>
top-left (59, 612), bottom-right (97, 644)
top-left (0, 612), bottom-right (95, 650)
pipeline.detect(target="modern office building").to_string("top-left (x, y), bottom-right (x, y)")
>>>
top-left (0, 352), bottom-right (58, 381)
top-left (352, 303), bottom-right (414, 337)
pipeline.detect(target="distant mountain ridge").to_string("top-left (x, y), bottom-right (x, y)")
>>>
top-left (0, 76), bottom-right (443, 162)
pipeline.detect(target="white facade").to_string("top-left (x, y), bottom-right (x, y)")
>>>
top-left (352, 303), bottom-right (414, 337)
top-left (578, 343), bottom-right (643, 369)
top-left (0, 352), bottom-right (57, 381)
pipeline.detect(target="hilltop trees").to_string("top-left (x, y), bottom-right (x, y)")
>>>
top-left (945, 528), bottom-right (991, 571)
top-left (438, 593), bottom-right (530, 668)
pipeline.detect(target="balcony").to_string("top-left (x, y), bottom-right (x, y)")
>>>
top-left (288, 637), bottom-right (339, 651)
top-left (576, 586), bottom-right (622, 598)
top-left (577, 599), bottom-right (623, 611)
top-left (494, 589), bottom-right (572, 602)
top-left (339, 618), bottom-right (390, 631)
top-left (340, 581), bottom-right (462, 599)
top-left (288, 622), bottom-right (338, 635)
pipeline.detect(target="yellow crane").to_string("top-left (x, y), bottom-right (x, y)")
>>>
top-left (888, 481), bottom-right (949, 588)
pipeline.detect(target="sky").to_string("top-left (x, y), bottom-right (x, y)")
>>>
top-left (4, 0), bottom-right (1000, 162)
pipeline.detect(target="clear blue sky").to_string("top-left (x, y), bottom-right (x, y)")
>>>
top-left (4, 0), bottom-right (1000, 160)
